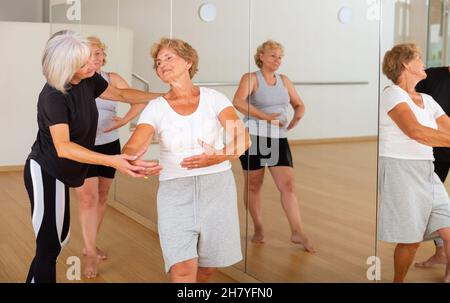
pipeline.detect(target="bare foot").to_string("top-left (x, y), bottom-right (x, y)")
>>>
top-left (443, 264), bottom-right (450, 283)
top-left (83, 247), bottom-right (107, 260)
top-left (415, 253), bottom-right (446, 268)
top-left (84, 254), bottom-right (99, 279)
top-left (291, 233), bottom-right (316, 253)
top-left (251, 233), bottom-right (265, 244)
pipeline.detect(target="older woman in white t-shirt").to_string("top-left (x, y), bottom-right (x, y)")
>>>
top-left (379, 43), bottom-right (450, 283)
top-left (122, 38), bottom-right (250, 283)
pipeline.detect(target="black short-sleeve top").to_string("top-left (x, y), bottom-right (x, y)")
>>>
top-left (416, 67), bottom-right (450, 162)
top-left (28, 72), bottom-right (109, 187)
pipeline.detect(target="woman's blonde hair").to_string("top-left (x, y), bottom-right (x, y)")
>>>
top-left (42, 30), bottom-right (91, 94)
top-left (87, 36), bottom-right (107, 66)
top-left (254, 40), bottom-right (284, 68)
top-left (150, 38), bottom-right (199, 79)
top-left (382, 43), bottom-right (421, 84)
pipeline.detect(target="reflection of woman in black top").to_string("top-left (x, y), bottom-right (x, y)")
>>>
top-left (415, 66), bottom-right (450, 269)
top-left (23, 30), bottom-right (162, 283)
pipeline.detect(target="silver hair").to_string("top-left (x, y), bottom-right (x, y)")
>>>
top-left (42, 30), bottom-right (91, 94)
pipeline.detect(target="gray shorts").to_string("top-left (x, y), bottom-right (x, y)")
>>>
top-left (157, 169), bottom-right (243, 273)
top-left (377, 157), bottom-right (450, 243)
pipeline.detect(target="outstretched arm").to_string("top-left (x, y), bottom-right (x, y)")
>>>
top-left (49, 123), bottom-right (148, 177)
top-left (100, 81), bottom-right (162, 105)
top-left (122, 123), bottom-right (162, 176)
top-left (389, 103), bottom-right (450, 147)
top-left (103, 72), bottom-right (147, 132)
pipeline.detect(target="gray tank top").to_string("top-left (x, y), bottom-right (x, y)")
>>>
top-left (244, 70), bottom-right (290, 138)
top-left (95, 71), bottom-right (119, 145)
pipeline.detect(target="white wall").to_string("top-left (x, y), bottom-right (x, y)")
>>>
top-left (381, 0), bottom-right (396, 89)
top-left (0, 22), bottom-right (48, 166)
top-left (170, 0), bottom-right (381, 140)
top-left (0, 22), bottom-right (133, 166)
top-left (2, 1), bottom-right (402, 165)
top-left (252, 0), bottom-right (380, 139)
top-left (0, 0), bottom-right (44, 22)
top-left (393, 0), bottom-right (428, 56)
top-left (49, 0), bottom-right (383, 142)
top-left (48, 0), bottom-right (380, 142)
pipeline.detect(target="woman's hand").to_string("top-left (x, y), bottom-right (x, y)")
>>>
top-left (133, 158), bottom-right (163, 178)
top-left (287, 110), bottom-right (303, 130)
top-left (108, 154), bottom-right (150, 178)
top-left (104, 116), bottom-right (127, 133)
top-left (265, 112), bottom-right (284, 127)
top-left (180, 140), bottom-right (227, 169)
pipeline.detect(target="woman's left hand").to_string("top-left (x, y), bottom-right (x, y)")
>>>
top-left (180, 140), bottom-right (226, 169)
top-left (287, 111), bottom-right (303, 130)
top-left (104, 116), bottom-right (126, 133)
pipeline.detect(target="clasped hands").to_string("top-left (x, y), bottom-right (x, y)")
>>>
top-left (112, 147), bottom-right (162, 178)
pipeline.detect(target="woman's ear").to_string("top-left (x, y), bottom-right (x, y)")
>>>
top-left (259, 52), bottom-right (265, 63)
top-left (401, 60), bottom-right (410, 71)
top-left (186, 61), bottom-right (192, 70)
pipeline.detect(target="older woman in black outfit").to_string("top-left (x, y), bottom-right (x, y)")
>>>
top-left (23, 30), bottom-right (162, 283)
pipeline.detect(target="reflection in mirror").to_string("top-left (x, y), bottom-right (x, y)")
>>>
top-left (378, 0), bottom-right (450, 283)
top-left (38, 0), bottom-right (380, 283)
top-left (242, 0), bottom-right (380, 282)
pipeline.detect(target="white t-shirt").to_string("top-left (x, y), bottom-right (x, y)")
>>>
top-left (379, 85), bottom-right (445, 160)
top-left (137, 87), bottom-right (232, 181)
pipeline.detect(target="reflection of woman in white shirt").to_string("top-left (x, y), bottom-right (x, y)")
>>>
top-left (378, 43), bottom-right (450, 283)
top-left (122, 38), bottom-right (250, 282)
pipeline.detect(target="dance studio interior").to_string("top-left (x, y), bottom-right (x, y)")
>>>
top-left (1, 0), bottom-right (450, 283)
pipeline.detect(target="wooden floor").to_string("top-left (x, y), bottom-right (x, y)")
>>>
top-left (242, 141), bottom-right (378, 282)
top-left (0, 171), bottom-right (235, 282)
top-left (1, 140), bottom-right (449, 282)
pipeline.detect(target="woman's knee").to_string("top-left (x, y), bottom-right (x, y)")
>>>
top-left (170, 259), bottom-right (197, 277)
top-left (248, 175), bottom-right (264, 193)
top-left (278, 178), bottom-right (295, 193)
top-left (438, 228), bottom-right (450, 242)
top-left (97, 191), bottom-right (109, 205)
top-left (76, 189), bottom-right (98, 208)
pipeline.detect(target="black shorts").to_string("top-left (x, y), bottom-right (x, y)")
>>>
top-left (434, 161), bottom-right (450, 183)
top-left (239, 135), bottom-right (293, 171)
top-left (86, 139), bottom-right (121, 179)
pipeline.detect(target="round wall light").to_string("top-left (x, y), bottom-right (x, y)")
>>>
top-left (199, 3), bottom-right (217, 22)
top-left (337, 6), bottom-right (353, 24)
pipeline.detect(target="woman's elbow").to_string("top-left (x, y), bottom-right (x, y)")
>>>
top-left (232, 101), bottom-right (245, 113)
top-left (54, 143), bottom-right (69, 159)
top-left (245, 132), bottom-right (252, 151)
top-left (236, 131), bottom-right (251, 156)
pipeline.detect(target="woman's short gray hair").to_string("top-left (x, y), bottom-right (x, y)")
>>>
top-left (42, 30), bottom-right (91, 94)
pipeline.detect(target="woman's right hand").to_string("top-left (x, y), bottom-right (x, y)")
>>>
top-left (108, 154), bottom-right (151, 178)
top-left (132, 159), bottom-right (162, 177)
top-left (265, 113), bottom-right (284, 127)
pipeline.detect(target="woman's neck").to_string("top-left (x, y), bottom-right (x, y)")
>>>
top-left (169, 77), bottom-right (197, 98)
top-left (70, 75), bottom-right (81, 85)
top-left (396, 75), bottom-right (419, 95)
top-left (260, 67), bottom-right (275, 79)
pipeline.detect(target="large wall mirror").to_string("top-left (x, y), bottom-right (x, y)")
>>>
top-left (45, 0), bottom-right (381, 282)
top-left (244, 0), bottom-right (379, 282)
top-left (377, 0), bottom-right (450, 283)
